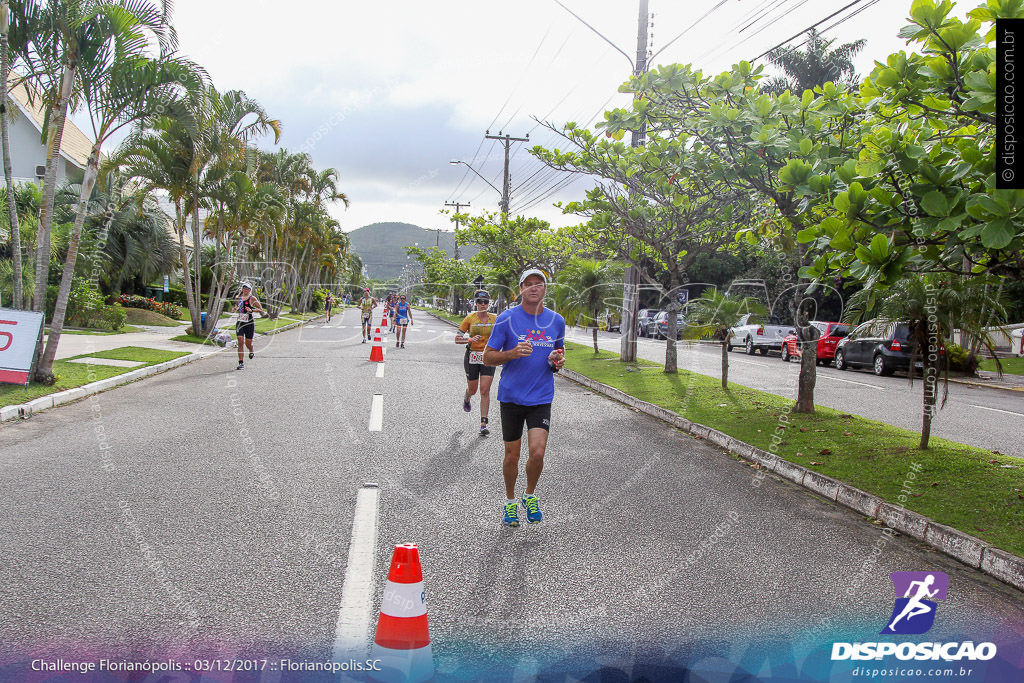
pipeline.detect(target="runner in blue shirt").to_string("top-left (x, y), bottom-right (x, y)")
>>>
top-left (483, 268), bottom-right (565, 527)
top-left (394, 294), bottom-right (413, 348)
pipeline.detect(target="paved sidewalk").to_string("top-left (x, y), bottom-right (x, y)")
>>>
top-left (949, 369), bottom-right (1024, 392)
top-left (49, 324), bottom-right (200, 359)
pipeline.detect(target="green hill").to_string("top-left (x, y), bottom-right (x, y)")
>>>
top-left (348, 221), bottom-right (479, 280)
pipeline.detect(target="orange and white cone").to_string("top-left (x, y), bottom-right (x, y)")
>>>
top-left (369, 328), bottom-right (384, 362)
top-left (381, 313), bottom-right (389, 329)
top-left (369, 543), bottom-right (434, 683)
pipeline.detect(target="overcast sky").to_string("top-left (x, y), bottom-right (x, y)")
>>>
top-left (163, 0), bottom-right (927, 234)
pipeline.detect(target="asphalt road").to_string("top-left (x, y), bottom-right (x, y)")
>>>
top-left (1, 309), bottom-right (1022, 682)
top-left (568, 328), bottom-right (1024, 458)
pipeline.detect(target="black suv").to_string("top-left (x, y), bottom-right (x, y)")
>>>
top-left (636, 309), bottom-right (661, 338)
top-left (835, 319), bottom-right (920, 376)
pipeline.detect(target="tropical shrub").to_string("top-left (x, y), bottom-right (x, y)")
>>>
top-left (117, 294), bottom-right (182, 319)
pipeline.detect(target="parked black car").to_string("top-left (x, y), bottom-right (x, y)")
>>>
top-left (835, 319), bottom-right (921, 376)
top-left (636, 309), bottom-right (660, 338)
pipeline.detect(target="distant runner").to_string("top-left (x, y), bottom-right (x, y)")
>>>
top-left (457, 290), bottom-right (498, 436)
top-left (394, 294), bottom-right (413, 348)
top-left (325, 292), bottom-right (334, 323)
top-left (235, 282), bottom-right (265, 370)
top-left (483, 268), bottom-right (565, 527)
top-left (358, 288), bottom-right (377, 343)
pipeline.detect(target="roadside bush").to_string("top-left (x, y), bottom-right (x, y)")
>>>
top-left (165, 287), bottom-right (210, 309)
top-left (88, 304), bottom-right (127, 331)
top-left (945, 343), bottom-right (978, 375)
top-left (117, 294), bottom-right (182, 320)
top-left (310, 289), bottom-right (326, 312)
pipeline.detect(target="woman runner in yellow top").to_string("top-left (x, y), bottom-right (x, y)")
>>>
top-left (456, 290), bottom-right (498, 435)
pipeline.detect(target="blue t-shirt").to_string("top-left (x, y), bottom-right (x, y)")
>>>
top-left (486, 305), bottom-right (566, 406)
top-left (396, 301), bottom-right (410, 322)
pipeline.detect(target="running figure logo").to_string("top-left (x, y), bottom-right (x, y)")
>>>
top-left (881, 571), bottom-right (949, 635)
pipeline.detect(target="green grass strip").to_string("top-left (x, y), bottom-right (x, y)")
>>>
top-left (563, 342), bottom-right (1024, 557)
top-left (1, 347), bottom-right (189, 408)
top-left (979, 356), bottom-right (1024, 376)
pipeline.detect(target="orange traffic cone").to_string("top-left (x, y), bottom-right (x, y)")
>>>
top-left (369, 543), bottom-right (434, 683)
top-left (369, 328), bottom-right (384, 362)
top-left (381, 313), bottom-right (389, 329)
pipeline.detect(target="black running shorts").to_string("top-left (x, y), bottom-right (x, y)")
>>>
top-left (464, 349), bottom-right (496, 381)
top-left (236, 321), bottom-right (255, 339)
top-left (499, 401), bottom-right (551, 442)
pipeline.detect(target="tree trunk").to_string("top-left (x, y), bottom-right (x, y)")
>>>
top-left (663, 296), bottom-right (679, 373)
top-left (33, 62), bottom-right (75, 312)
top-left (793, 309), bottom-right (819, 413)
top-left (920, 320), bottom-right (939, 450)
top-left (175, 201), bottom-right (199, 336)
top-left (721, 338), bottom-right (728, 389)
top-left (191, 179), bottom-right (202, 331)
top-left (36, 146), bottom-right (99, 380)
top-left (1, 6), bottom-right (23, 309)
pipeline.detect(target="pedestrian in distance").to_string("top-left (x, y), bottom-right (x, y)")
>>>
top-left (358, 288), bottom-right (377, 343)
top-left (235, 282), bottom-right (265, 370)
top-left (394, 294), bottom-right (413, 348)
top-left (483, 268), bottom-right (565, 527)
top-left (325, 291), bottom-right (334, 323)
top-left (457, 290), bottom-right (498, 436)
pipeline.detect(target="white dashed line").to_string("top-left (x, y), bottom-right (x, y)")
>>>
top-left (967, 404), bottom-right (1023, 417)
top-left (368, 394), bottom-right (384, 431)
top-left (332, 484), bottom-right (381, 662)
top-left (375, 363), bottom-right (385, 379)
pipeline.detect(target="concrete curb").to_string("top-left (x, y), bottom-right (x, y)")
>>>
top-left (425, 309), bottom-right (1024, 590)
top-left (556, 366), bottom-right (1024, 593)
top-left (1, 347), bottom-right (224, 425)
top-left (1, 313), bottom-right (329, 425)
top-left (947, 376), bottom-right (1024, 393)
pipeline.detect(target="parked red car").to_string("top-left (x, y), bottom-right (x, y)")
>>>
top-left (779, 321), bottom-right (850, 365)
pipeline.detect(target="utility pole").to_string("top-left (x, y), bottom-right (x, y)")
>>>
top-left (443, 200), bottom-right (470, 259)
top-left (619, 0), bottom-right (650, 363)
top-left (444, 200), bottom-right (470, 314)
top-left (484, 132), bottom-right (529, 214)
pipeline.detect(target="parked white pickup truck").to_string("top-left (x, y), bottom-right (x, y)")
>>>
top-left (729, 313), bottom-right (796, 356)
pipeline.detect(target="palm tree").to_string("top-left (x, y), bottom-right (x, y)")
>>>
top-left (763, 28), bottom-right (866, 95)
top-left (25, 0), bottom-right (177, 315)
top-left (34, 9), bottom-right (204, 380)
top-left (1, 0), bottom-right (40, 309)
top-left (686, 289), bottom-right (767, 389)
top-left (845, 274), bottom-right (1007, 449)
top-left (555, 258), bottom-right (623, 354)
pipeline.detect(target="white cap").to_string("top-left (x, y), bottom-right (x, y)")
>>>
top-left (240, 281), bottom-right (252, 290)
top-left (519, 268), bottom-right (547, 286)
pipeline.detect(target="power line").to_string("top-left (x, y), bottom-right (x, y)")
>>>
top-left (751, 0), bottom-right (869, 63)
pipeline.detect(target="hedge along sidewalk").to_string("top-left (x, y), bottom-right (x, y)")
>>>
top-left (425, 310), bottom-right (1024, 592)
top-left (559, 346), bottom-right (1024, 593)
top-left (0, 345), bottom-right (218, 422)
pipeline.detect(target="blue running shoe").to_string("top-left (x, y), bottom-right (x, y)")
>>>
top-left (502, 501), bottom-right (519, 527)
top-left (463, 398), bottom-right (471, 412)
top-left (521, 494), bottom-right (542, 524)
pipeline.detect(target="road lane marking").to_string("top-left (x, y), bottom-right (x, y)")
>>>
top-left (967, 404), bottom-right (1023, 417)
top-left (819, 376), bottom-right (887, 390)
top-left (332, 484), bottom-right (381, 661)
top-left (375, 363), bottom-right (385, 379)
top-left (368, 394), bottom-right (384, 431)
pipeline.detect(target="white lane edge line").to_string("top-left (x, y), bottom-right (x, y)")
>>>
top-left (967, 404), bottom-right (1024, 417)
top-left (375, 363), bottom-right (385, 379)
top-left (819, 375), bottom-right (887, 390)
top-left (332, 485), bottom-right (381, 662)
top-left (368, 394), bottom-right (384, 431)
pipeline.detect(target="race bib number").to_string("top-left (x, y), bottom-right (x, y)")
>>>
top-left (238, 313), bottom-right (251, 323)
top-left (469, 350), bottom-right (484, 365)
